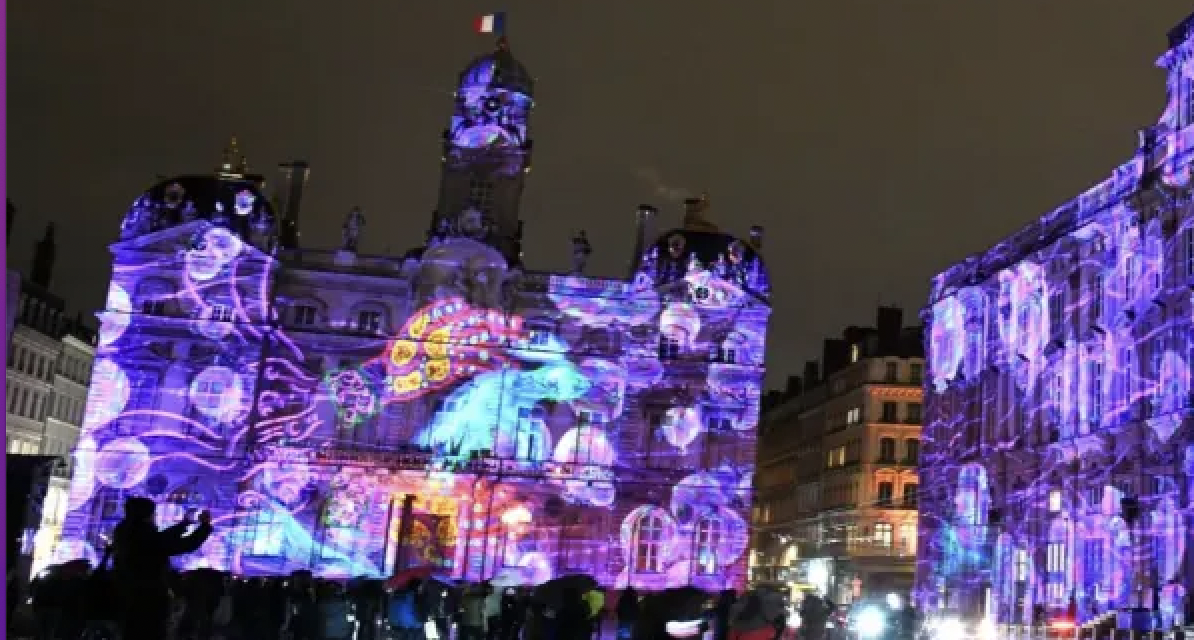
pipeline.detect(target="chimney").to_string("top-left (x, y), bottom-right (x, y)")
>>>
top-left (30, 223), bottom-right (57, 289)
top-left (822, 338), bottom-right (850, 378)
top-left (629, 204), bottom-right (657, 277)
top-left (785, 375), bottom-right (803, 396)
top-left (749, 225), bottom-right (763, 250)
top-left (877, 306), bottom-right (903, 355)
top-left (274, 161), bottom-right (311, 250)
top-left (802, 361), bottom-right (820, 387)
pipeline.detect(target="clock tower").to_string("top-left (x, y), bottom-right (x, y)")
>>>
top-left (433, 37), bottom-right (534, 265)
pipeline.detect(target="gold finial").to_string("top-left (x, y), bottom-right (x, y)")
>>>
top-left (220, 136), bottom-right (240, 174)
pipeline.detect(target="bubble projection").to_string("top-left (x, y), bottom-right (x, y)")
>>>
top-left (918, 33), bottom-right (1194, 628)
top-left (56, 213), bottom-right (770, 590)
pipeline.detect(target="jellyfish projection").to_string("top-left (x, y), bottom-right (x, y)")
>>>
top-left (929, 296), bottom-right (965, 391)
top-left (99, 283), bottom-right (133, 347)
top-left (919, 23), bottom-right (1194, 620)
top-left (85, 359), bottom-right (131, 430)
top-left (56, 157), bottom-right (769, 591)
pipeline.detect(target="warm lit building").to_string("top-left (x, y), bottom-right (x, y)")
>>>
top-left (53, 38), bottom-right (771, 588)
top-left (916, 13), bottom-right (1194, 629)
top-left (754, 307), bottom-right (923, 604)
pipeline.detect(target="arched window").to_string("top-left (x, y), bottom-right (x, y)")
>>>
top-left (694, 515), bottom-right (722, 575)
top-left (349, 300), bottom-right (389, 334)
top-left (288, 297), bottom-right (327, 328)
top-left (634, 512), bottom-right (665, 573)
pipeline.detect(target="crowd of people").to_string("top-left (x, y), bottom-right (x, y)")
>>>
top-left (18, 496), bottom-right (849, 640)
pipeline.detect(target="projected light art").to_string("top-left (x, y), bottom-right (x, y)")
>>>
top-left (917, 21), bottom-right (1194, 628)
top-left (54, 169), bottom-right (770, 591)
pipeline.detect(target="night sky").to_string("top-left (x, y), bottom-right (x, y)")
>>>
top-left (8, 1), bottom-right (1192, 388)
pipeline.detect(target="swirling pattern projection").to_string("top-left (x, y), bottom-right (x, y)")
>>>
top-left (918, 91), bottom-right (1194, 628)
top-left (53, 221), bottom-right (767, 591)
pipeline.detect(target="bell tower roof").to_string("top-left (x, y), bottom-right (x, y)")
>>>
top-left (458, 37), bottom-right (534, 97)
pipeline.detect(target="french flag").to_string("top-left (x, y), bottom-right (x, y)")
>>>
top-left (476, 12), bottom-right (506, 34)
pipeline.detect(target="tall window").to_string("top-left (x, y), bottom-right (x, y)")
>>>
top-left (694, 516), bottom-right (722, 575)
top-left (468, 178), bottom-right (495, 214)
top-left (1088, 360), bottom-right (1104, 428)
top-left (1049, 288), bottom-right (1065, 341)
top-left (1125, 252), bottom-right (1139, 303)
top-left (878, 438), bottom-right (896, 462)
top-left (906, 403), bottom-right (922, 424)
top-left (876, 482), bottom-right (894, 507)
top-left (902, 483), bottom-right (919, 507)
top-left (881, 403), bottom-right (898, 423)
top-left (1014, 549), bottom-right (1029, 582)
top-left (1183, 227), bottom-right (1194, 279)
top-left (908, 363), bottom-right (923, 385)
top-left (904, 439), bottom-right (920, 464)
top-left (1119, 347), bottom-right (1134, 413)
top-left (874, 523), bottom-right (893, 548)
top-left (1082, 538), bottom-right (1104, 592)
top-left (1046, 539), bottom-right (1068, 602)
top-left (885, 362), bottom-right (898, 382)
top-left (634, 513), bottom-right (665, 572)
top-left (1091, 274), bottom-right (1104, 325)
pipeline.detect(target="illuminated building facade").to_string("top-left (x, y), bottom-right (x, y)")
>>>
top-left (916, 14), bottom-right (1194, 628)
top-left (54, 39), bottom-right (770, 590)
top-left (753, 308), bottom-right (923, 604)
top-left (5, 217), bottom-right (99, 574)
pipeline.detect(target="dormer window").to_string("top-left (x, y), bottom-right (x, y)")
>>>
top-left (210, 304), bottom-right (233, 323)
top-left (356, 310), bottom-right (382, 333)
top-left (293, 305), bottom-right (317, 326)
top-left (142, 299), bottom-right (167, 316)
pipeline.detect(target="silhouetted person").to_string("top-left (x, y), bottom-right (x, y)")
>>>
top-left (617, 587), bottom-right (641, 640)
top-left (111, 497), bottom-right (213, 640)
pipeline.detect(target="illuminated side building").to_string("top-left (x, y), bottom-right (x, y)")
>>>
top-left (753, 308), bottom-right (923, 604)
top-left (5, 218), bottom-right (99, 574)
top-left (55, 38), bottom-right (770, 590)
top-left (916, 14), bottom-right (1194, 628)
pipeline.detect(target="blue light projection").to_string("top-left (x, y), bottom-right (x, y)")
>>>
top-left (917, 25), bottom-right (1194, 627)
top-left (53, 185), bottom-right (771, 591)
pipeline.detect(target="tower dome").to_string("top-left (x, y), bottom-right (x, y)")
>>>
top-left (457, 38), bottom-right (534, 97)
top-left (638, 194), bottom-right (771, 299)
top-left (117, 140), bottom-right (278, 252)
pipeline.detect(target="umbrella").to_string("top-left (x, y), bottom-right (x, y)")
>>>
top-left (655, 586), bottom-right (709, 621)
top-left (533, 574), bottom-right (599, 606)
top-left (387, 566), bottom-right (441, 590)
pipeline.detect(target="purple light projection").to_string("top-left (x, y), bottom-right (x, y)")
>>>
top-left (917, 22), bottom-right (1194, 628)
top-left (53, 179), bottom-right (771, 591)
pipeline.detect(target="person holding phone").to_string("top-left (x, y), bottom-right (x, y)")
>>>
top-left (111, 497), bottom-right (215, 640)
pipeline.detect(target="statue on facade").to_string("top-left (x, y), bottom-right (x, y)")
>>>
top-left (342, 207), bottom-right (366, 251)
top-left (571, 230), bottom-right (592, 274)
